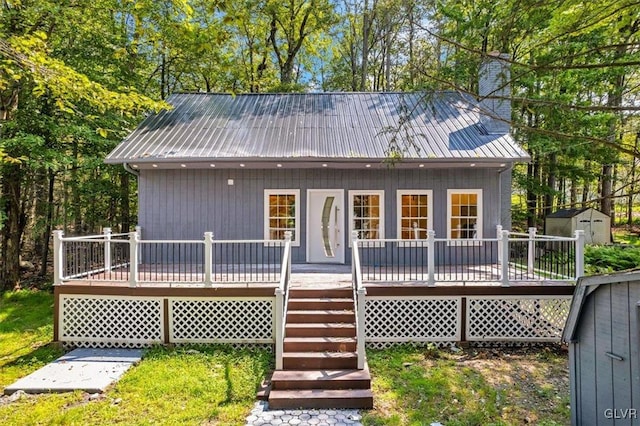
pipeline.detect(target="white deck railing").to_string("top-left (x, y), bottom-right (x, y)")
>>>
top-left (351, 232), bottom-right (367, 370)
top-left (354, 227), bottom-right (585, 285)
top-left (53, 228), bottom-right (287, 286)
top-left (274, 232), bottom-right (292, 370)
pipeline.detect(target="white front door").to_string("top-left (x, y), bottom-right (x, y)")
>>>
top-left (307, 190), bottom-right (345, 263)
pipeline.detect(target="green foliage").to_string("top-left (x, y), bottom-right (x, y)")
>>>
top-left (585, 245), bottom-right (640, 275)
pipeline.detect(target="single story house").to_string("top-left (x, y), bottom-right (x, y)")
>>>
top-left (105, 55), bottom-right (529, 265)
top-left (545, 208), bottom-right (611, 245)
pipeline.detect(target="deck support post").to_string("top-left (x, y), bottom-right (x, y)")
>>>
top-left (204, 232), bottom-right (213, 287)
top-left (53, 230), bottom-right (64, 286)
top-left (527, 227), bottom-right (536, 276)
top-left (103, 227), bottom-right (112, 271)
top-left (274, 287), bottom-right (284, 370)
top-left (499, 229), bottom-right (510, 287)
top-left (427, 230), bottom-right (436, 286)
top-left (575, 230), bottom-right (585, 279)
top-left (129, 231), bottom-right (139, 288)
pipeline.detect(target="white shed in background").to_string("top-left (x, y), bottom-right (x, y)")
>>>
top-left (545, 208), bottom-right (611, 244)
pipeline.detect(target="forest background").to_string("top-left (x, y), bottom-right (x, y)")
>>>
top-left (0, 0), bottom-right (638, 291)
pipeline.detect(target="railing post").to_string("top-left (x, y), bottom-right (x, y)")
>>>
top-left (103, 227), bottom-right (112, 271)
top-left (284, 231), bottom-right (292, 279)
top-left (274, 287), bottom-right (284, 370)
top-left (356, 287), bottom-right (367, 369)
top-left (500, 229), bottom-right (510, 287)
top-left (53, 230), bottom-right (64, 285)
top-left (427, 230), bottom-right (436, 286)
top-left (351, 230), bottom-right (359, 263)
top-left (575, 229), bottom-right (585, 279)
top-left (129, 231), bottom-right (139, 288)
top-left (527, 227), bottom-right (536, 276)
top-left (204, 232), bottom-right (213, 287)
top-left (135, 226), bottom-right (142, 266)
top-left (496, 225), bottom-right (502, 265)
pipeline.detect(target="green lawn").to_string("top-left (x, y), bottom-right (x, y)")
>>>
top-left (2, 291), bottom-right (570, 425)
top-left (0, 290), bottom-right (271, 426)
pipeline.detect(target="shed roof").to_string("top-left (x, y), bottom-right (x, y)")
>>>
top-left (562, 270), bottom-right (640, 342)
top-left (106, 92), bottom-right (530, 165)
top-left (546, 208), bottom-right (609, 219)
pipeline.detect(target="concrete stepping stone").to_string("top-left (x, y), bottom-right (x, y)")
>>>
top-left (3, 348), bottom-right (143, 395)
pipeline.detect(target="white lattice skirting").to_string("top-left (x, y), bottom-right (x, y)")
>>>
top-left (365, 295), bottom-right (572, 345)
top-left (169, 298), bottom-right (273, 344)
top-left (466, 296), bottom-right (572, 341)
top-left (59, 295), bottom-right (274, 348)
top-left (366, 297), bottom-right (461, 343)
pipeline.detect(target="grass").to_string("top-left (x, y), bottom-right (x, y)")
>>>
top-left (612, 226), bottom-right (640, 246)
top-left (2, 291), bottom-right (571, 425)
top-left (0, 290), bottom-right (272, 425)
top-left (363, 345), bottom-right (570, 426)
top-left (0, 290), bottom-right (63, 388)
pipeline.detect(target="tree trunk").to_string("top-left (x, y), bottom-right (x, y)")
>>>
top-left (2, 163), bottom-right (23, 291)
top-left (628, 133), bottom-right (639, 225)
top-left (601, 163), bottom-right (614, 217)
top-left (361, 0), bottom-right (371, 91)
top-left (526, 156), bottom-right (538, 228)
top-left (120, 170), bottom-right (131, 233)
top-left (544, 153), bottom-right (556, 217)
top-left (39, 170), bottom-right (55, 277)
top-left (570, 179), bottom-right (577, 208)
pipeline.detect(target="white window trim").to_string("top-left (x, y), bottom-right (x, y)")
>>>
top-left (264, 189), bottom-right (301, 247)
top-left (396, 190), bottom-right (433, 246)
top-left (447, 189), bottom-right (483, 245)
top-left (348, 190), bottom-right (385, 247)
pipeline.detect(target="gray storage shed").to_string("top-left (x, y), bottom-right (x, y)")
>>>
top-left (545, 208), bottom-right (611, 244)
top-left (563, 271), bottom-right (640, 426)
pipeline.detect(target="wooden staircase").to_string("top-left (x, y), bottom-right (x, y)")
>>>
top-left (267, 287), bottom-right (373, 409)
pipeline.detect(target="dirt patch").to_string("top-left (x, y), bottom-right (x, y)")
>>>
top-left (452, 346), bottom-right (570, 424)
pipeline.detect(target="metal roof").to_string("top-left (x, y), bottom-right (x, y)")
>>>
top-left (546, 208), bottom-right (609, 219)
top-left (105, 92), bottom-right (530, 164)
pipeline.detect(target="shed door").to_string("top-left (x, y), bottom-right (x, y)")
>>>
top-left (307, 190), bottom-right (345, 263)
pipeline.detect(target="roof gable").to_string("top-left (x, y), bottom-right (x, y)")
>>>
top-left (106, 92), bottom-right (530, 165)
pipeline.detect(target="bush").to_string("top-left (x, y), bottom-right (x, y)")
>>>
top-left (585, 245), bottom-right (640, 275)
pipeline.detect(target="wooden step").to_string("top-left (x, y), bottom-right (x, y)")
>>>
top-left (271, 368), bottom-right (370, 390)
top-left (283, 352), bottom-right (358, 370)
top-left (288, 298), bottom-right (354, 310)
top-left (284, 337), bottom-right (356, 352)
top-left (285, 323), bottom-right (356, 337)
top-left (268, 389), bottom-right (373, 409)
top-left (289, 288), bottom-right (353, 299)
top-left (287, 310), bottom-right (355, 323)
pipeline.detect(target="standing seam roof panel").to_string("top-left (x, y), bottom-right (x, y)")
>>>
top-left (105, 92), bottom-right (530, 163)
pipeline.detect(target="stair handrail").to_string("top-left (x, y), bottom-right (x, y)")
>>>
top-left (351, 232), bottom-right (367, 370)
top-left (275, 231), bottom-right (293, 370)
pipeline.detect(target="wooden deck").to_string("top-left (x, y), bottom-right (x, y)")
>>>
top-left (58, 262), bottom-right (574, 289)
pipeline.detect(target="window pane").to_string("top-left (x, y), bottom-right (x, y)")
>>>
top-left (267, 192), bottom-right (297, 240)
top-left (353, 192), bottom-right (383, 240)
top-left (449, 191), bottom-right (480, 239)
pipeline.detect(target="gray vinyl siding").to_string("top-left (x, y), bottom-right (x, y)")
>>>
top-left (138, 168), bottom-right (507, 263)
top-left (569, 279), bottom-right (640, 426)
